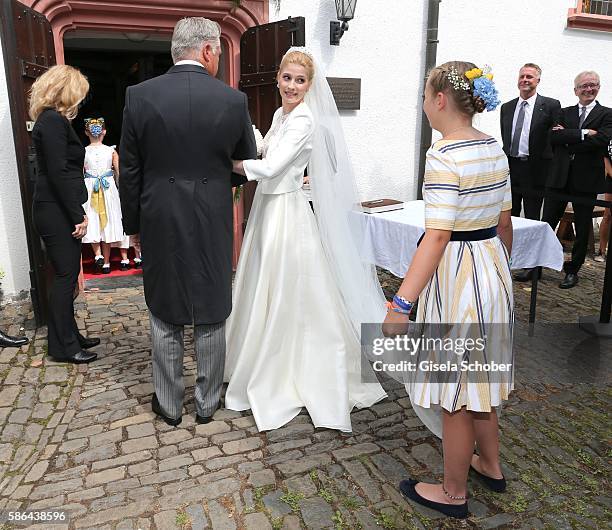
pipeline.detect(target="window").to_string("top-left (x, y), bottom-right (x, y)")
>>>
top-left (567, 0), bottom-right (612, 31)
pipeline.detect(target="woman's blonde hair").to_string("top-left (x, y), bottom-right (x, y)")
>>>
top-left (278, 51), bottom-right (315, 81)
top-left (29, 65), bottom-right (89, 121)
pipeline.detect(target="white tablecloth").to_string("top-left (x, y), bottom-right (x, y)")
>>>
top-left (358, 200), bottom-right (564, 277)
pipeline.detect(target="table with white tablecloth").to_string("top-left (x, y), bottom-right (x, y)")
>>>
top-left (357, 200), bottom-right (564, 321)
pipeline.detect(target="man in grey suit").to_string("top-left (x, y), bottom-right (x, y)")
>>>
top-left (120, 17), bottom-right (256, 426)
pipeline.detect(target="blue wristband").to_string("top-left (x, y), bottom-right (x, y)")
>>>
top-left (393, 294), bottom-right (414, 312)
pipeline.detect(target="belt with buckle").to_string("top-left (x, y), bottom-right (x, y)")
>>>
top-left (510, 156), bottom-right (529, 162)
top-left (569, 154), bottom-right (576, 161)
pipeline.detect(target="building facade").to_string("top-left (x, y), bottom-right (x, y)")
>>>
top-left (0, 0), bottom-right (610, 300)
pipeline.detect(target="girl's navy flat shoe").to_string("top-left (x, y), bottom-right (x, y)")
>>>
top-left (399, 479), bottom-right (468, 519)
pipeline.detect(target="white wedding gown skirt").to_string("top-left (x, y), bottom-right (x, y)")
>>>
top-left (224, 186), bottom-right (387, 432)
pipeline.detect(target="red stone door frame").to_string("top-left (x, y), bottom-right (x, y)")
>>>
top-left (23, 0), bottom-right (269, 266)
top-left (24, 0), bottom-right (268, 94)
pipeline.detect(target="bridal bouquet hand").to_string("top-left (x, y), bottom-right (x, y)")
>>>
top-left (233, 126), bottom-right (264, 203)
top-left (253, 125), bottom-right (264, 157)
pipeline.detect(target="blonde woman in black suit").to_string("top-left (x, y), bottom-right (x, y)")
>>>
top-left (30, 65), bottom-right (98, 364)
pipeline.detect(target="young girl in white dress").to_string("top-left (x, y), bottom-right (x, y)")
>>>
top-left (82, 118), bottom-right (133, 272)
top-left (225, 49), bottom-right (387, 433)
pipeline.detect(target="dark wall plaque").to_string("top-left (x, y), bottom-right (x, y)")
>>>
top-left (327, 77), bottom-right (361, 110)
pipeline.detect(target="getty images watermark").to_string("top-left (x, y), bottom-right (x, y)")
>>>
top-left (360, 323), bottom-right (514, 384)
top-left (371, 334), bottom-right (512, 373)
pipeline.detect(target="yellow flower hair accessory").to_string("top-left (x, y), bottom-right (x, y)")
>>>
top-left (465, 68), bottom-right (482, 80)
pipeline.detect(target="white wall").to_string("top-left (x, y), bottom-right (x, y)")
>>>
top-left (436, 0), bottom-right (612, 142)
top-left (270, 0), bottom-right (427, 201)
top-left (0, 33), bottom-right (31, 300)
top-left (270, 0), bottom-right (612, 200)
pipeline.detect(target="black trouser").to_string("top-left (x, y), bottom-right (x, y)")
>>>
top-left (509, 157), bottom-right (544, 220)
top-left (33, 201), bottom-right (82, 357)
top-left (542, 180), bottom-right (596, 275)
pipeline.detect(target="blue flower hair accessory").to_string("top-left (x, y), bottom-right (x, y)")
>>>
top-left (464, 65), bottom-right (500, 112)
top-left (85, 117), bottom-right (105, 137)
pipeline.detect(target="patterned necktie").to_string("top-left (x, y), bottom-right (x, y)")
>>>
top-left (578, 106), bottom-right (587, 128)
top-left (510, 100), bottom-right (528, 157)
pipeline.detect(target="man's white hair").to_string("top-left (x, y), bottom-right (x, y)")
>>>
top-left (574, 70), bottom-right (600, 88)
top-left (171, 17), bottom-right (221, 63)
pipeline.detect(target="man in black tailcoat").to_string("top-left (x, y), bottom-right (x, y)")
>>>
top-left (120, 17), bottom-right (256, 426)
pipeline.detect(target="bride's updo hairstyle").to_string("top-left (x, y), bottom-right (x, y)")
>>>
top-left (428, 61), bottom-right (486, 116)
top-left (278, 50), bottom-right (315, 82)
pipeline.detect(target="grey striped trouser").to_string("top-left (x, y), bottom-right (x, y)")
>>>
top-left (149, 311), bottom-right (225, 420)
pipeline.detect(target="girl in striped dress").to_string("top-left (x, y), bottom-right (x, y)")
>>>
top-left (383, 61), bottom-right (513, 518)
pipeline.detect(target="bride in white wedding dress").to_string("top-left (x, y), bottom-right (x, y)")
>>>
top-left (224, 48), bottom-right (387, 432)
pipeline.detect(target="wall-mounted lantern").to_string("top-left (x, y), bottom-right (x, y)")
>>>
top-left (330, 0), bottom-right (357, 46)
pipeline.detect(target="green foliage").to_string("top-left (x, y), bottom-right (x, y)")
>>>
top-left (318, 488), bottom-right (334, 502)
top-left (280, 490), bottom-right (304, 513)
top-left (507, 493), bottom-right (529, 513)
top-left (175, 511), bottom-right (190, 528)
top-left (253, 486), bottom-right (273, 512)
top-left (332, 510), bottom-right (347, 529)
top-left (375, 512), bottom-right (396, 529)
top-left (341, 496), bottom-right (361, 510)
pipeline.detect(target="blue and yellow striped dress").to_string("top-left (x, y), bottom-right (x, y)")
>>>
top-left (407, 138), bottom-right (514, 437)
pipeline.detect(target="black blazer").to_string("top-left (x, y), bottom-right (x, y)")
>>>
top-left (119, 64), bottom-right (256, 325)
top-left (32, 109), bottom-right (87, 225)
top-left (500, 94), bottom-right (560, 186)
top-left (548, 102), bottom-right (612, 193)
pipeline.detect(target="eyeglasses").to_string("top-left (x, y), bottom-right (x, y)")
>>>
top-left (576, 83), bottom-right (600, 90)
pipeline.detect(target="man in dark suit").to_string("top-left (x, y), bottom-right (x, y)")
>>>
top-left (120, 17), bottom-right (256, 426)
top-left (500, 64), bottom-right (560, 281)
top-left (542, 71), bottom-right (612, 289)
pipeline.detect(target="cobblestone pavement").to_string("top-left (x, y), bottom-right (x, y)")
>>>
top-left (0, 256), bottom-right (610, 530)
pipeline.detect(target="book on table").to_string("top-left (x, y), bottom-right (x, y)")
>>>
top-left (361, 199), bottom-right (404, 214)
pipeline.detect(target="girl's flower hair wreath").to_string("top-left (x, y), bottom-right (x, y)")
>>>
top-left (446, 65), bottom-right (500, 112)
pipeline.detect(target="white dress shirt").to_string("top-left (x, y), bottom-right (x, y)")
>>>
top-left (511, 93), bottom-right (538, 157)
top-left (174, 60), bottom-right (205, 68)
top-left (580, 100), bottom-right (598, 140)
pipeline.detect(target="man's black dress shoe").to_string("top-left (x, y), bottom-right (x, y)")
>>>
top-left (470, 465), bottom-right (506, 493)
top-left (559, 273), bottom-right (579, 289)
top-left (513, 268), bottom-right (541, 282)
top-left (0, 330), bottom-right (29, 348)
top-left (151, 393), bottom-right (182, 426)
top-left (196, 403), bottom-right (221, 424)
top-left (399, 479), bottom-right (468, 519)
top-left (48, 350), bottom-right (97, 364)
top-left (196, 413), bottom-right (215, 425)
top-left (78, 335), bottom-right (100, 349)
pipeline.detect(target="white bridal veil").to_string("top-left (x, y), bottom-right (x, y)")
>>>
top-left (286, 47), bottom-right (388, 338)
